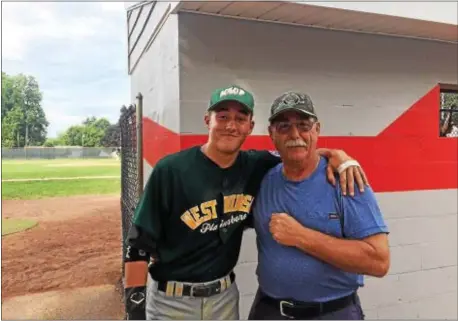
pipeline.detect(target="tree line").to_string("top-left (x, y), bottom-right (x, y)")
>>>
top-left (2, 72), bottom-right (120, 148)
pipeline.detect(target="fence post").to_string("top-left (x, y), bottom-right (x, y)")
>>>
top-left (136, 93), bottom-right (144, 196)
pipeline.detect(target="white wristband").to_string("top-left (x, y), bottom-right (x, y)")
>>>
top-left (337, 160), bottom-right (360, 174)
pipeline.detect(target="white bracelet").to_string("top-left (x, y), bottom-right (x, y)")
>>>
top-left (337, 160), bottom-right (360, 174)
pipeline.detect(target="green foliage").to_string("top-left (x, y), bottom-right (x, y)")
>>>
top-left (1, 72), bottom-right (49, 147)
top-left (59, 125), bottom-right (85, 146)
top-left (442, 92), bottom-right (458, 108)
top-left (101, 123), bottom-right (121, 147)
top-left (2, 72), bottom-right (121, 148)
top-left (42, 137), bottom-right (63, 147)
top-left (57, 116), bottom-right (119, 147)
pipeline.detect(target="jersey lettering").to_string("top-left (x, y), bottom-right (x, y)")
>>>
top-left (180, 194), bottom-right (254, 231)
top-left (224, 194), bottom-right (254, 214)
top-left (180, 200), bottom-right (218, 230)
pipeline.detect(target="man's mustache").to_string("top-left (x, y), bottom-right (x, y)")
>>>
top-left (285, 139), bottom-right (307, 147)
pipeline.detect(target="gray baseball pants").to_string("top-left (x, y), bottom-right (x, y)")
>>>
top-left (146, 273), bottom-right (240, 320)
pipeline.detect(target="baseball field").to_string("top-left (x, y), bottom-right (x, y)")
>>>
top-left (2, 158), bottom-right (125, 319)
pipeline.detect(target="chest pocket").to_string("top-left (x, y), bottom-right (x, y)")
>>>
top-left (310, 183), bottom-right (346, 238)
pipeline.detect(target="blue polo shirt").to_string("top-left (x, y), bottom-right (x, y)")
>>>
top-left (253, 157), bottom-right (388, 302)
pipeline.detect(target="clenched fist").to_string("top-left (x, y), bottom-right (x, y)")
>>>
top-left (269, 213), bottom-right (304, 247)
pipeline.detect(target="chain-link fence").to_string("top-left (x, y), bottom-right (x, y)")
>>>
top-left (119, 94), bottom-right (143, 277)
top-left (1, 147), bottom-right (118, 159)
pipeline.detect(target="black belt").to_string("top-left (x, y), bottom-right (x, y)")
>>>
top-left (157, 272), bottom-right (235, 298)
top-left (261, 291), bottom-right (357, 319)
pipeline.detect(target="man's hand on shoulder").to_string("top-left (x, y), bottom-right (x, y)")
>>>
top-left (317, 148), bottom-right (369, 196)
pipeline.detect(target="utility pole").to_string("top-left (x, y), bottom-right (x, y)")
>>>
top-left (25, 122), bottom-right (28, 147)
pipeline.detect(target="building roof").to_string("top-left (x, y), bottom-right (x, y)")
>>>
top-left (174, 1), bottom-right (458, 43)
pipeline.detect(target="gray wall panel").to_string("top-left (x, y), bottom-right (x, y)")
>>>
top-left (178, 13), bottom-right (458, 136)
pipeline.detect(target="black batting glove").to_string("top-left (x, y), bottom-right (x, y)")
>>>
top-left (125, 286), bottom-right (146, 320)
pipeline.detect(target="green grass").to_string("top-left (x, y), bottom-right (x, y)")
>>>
top-left (2, 178), bottom-right (121, 200)
top-left (2, 159), bottom-right (120, 180)
top-left (1, 158), bottom-right (121, 200)
top-left (2, 218), bottom-right (38, 236)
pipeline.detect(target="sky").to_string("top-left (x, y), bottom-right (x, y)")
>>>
top-left (2, 2), bottom-right (136, 138)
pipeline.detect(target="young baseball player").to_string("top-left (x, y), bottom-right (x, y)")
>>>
top-left (124, 85), bottom-right (368, 320)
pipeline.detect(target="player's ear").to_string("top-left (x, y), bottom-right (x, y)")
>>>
top-left (204, 112), bottom-right (211, 129)
top-left (249, 115), bottom-right (255, 134)
top-left (315, 121), bottom-right (321, 135)
top-left (268, 124), bottom-right (274, 139)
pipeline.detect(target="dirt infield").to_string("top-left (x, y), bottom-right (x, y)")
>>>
top-left (2, 284), bottom-right (124, 320)
top-left (1, 195), bottom-right (124, 319)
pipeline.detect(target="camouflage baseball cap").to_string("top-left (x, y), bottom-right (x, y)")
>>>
top-left (208, 85), bottom-right (254, 113)
top-left (269, 91), bottom-right (317, 121)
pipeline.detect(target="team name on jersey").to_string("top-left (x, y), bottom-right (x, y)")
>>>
top-left (180, 193), bottom-right (254, 231)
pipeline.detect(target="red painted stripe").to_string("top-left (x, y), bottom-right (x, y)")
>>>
top-left (142, 117), bottom-right (180, 167)
top-left (142, 85), bottom-right (458, 192)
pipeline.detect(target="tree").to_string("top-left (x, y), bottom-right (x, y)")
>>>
top-left (23, 75), bottom-right (48, 145)
top-left (57, 116), bottom-right (117, 147)
top-left (101, 123), bottom-right (121, 147)
top-left (59, 125), bottom-right (85, 146)
top-left (43, 137), bottom-right (63, 147)
top-left (1, 72), bottom-right (49, 147)
top-left (1, 105), bottom-right (23, 147)
top-left (1, 72), bottom-right (15, 120)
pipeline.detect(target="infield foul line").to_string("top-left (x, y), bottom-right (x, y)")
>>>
top-left (2, 176), bottom-right (119, 182)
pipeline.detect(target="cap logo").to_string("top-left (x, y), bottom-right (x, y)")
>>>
top-left (280, 92), bottom-right (307, 108)
top-left (220, 87), bottom-right (246, 98)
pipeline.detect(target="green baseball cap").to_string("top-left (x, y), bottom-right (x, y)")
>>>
top-left (269, 91), bottom-right (318, 122)
top-left (208, 85), bottom-right (254, 113)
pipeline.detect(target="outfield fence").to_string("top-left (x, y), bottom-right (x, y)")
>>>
top-left (1, 147), bottom-right (119, 160)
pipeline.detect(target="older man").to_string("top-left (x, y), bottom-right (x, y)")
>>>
top-left (249, 92), bottom-right (390, 320)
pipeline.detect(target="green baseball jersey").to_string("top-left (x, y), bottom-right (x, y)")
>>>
top-left (130, 145), bottom-right (280, 283)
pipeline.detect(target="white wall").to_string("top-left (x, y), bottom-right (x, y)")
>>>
top-left (178, 13), bottom-right (457, 137)
top-left (178, 12), bottom-right (458, 319)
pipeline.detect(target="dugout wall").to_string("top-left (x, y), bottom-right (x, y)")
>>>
top-left (124, 2), bottom-right (458, 319)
